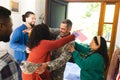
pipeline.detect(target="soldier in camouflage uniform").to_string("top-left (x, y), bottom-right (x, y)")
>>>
top-left (47, 19), bottom-right (75, 80)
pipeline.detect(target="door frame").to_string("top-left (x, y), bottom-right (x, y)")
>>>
top-left (45, 0), bottom-right (68, 28)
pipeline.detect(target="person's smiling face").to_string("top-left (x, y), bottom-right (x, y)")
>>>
top-left (90, 36), bottom-right (100, 51)
top-left (59, 23), bottom-right (71, 37)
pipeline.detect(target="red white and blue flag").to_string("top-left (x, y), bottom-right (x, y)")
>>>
top-left (76, 30), bottom-right (87, 42)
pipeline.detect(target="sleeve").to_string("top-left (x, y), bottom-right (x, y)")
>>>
top-left (47, 52), bottom-right (71, 71)
top-left (0, 54), bottom-right (19, 80)
top-left (20, 61), bottom-right (42, 74)
top-left (10, 29), bottom-right (26, 52)
top-left (75, 42), bottom-right (90, 55)
top-left (72, 50), bottom-right (84, 68)
top-left (72, 51), bottom-right (104, 70)
top-left (45, 34), bottom-right (75, 51)
top-left (46, 41), bottom-right (75, 71)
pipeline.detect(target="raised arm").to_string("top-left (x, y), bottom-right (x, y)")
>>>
top-left (10, 28), bottom-right (26, 52)
top-left (46, 42), bottom-right (74, 71)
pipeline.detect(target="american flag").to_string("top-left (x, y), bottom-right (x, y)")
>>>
top-left (76, 30), bottom-right (87, 42)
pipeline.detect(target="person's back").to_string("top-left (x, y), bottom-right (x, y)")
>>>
top-left (0, 6), bottom-right (19, 80)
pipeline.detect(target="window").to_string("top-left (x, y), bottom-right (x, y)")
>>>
top-left (103, 4), bottom-right (115, 51)
top-left (67, 2), bottom-right (101, 43)
top-left (67, 1), bottom-right (119, 59)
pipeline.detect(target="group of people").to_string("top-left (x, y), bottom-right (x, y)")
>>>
top-left (1, 6), bottom-right (117, 80)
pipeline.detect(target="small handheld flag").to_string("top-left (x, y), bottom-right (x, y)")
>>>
top-left (76, 30), bottom-right (87, 42)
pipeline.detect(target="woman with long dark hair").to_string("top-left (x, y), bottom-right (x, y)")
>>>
top-left (68, 36), bottom-right (109, 80)
top-left (22, 23), bottom-right (77, 80)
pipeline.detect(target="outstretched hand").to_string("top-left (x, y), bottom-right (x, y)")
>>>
top-left (35, 63), bottom-right (47, 74)
top-left (73, 30), bottom-right (87, 42)
top-left (72, 30), bottom-right (80, 37)
top-left (23, 28), bottom-right (32, 34)
top-left (26, 47), bottom-right (31, 53)
top-left (67, 45), bottom-right (75, 53)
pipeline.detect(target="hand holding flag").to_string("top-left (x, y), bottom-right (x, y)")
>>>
top-left (73, 30), bottom-right (87, 42)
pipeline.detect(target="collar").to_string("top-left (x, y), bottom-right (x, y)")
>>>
top-left (0, 41), bottom-right (8, 57)
top-left (60, 32), bottom-right (71, 38)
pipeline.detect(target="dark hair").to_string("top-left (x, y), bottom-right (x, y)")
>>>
top-left (0, 6), bottom-right (11, 17)
top-left (62, 19), bottom-right (72, 28)
top-left (0, 6), bottom-right (12, 27)
top-left (27, 23), bottom-right (51, 49)
top-left (22, 11), bottom-right (35, 22)
top-left (0, 6), bottom-right (12, 42)
top-left (0, 6), bottom-right (11, 25)
top-left (94, 36), bottom-right (109, 70)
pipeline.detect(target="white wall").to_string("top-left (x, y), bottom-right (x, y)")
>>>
top-left (0, 0), bottom-right (46, 55)
top-left (0, 0), bottom-right (46, 30)
top-left (35, 0), bottom-right (46, 24)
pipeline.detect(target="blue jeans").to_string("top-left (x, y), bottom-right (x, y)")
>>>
top-left (16, 60), bottom-right (22, 80)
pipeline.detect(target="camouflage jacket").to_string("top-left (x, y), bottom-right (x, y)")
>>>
top-left (47, 34), bottom-right (74, 80)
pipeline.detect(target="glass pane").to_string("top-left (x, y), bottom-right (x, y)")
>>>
top-left (104, 4), bottom-right (115, 22)
top-left (67, 2), bottom-right (101, 43)
top-left (107, 42), bottom-right (110, 52)
top-left (103, 24), bottom-right (112, 41)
